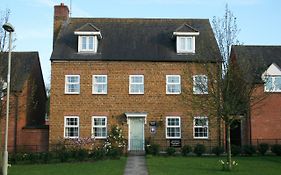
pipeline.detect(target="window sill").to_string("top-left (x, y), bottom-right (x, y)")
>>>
top-left (93, 137), bottom-right (107, 139)
top-left (166, 93), bottom-right (181, 95)
top-left (166, 137), bottom-right (181, 139)
top-left (64, 137), bottom-right (79, 139)
top-left (64, 93), bottom-right (80, 95)
top-left (193, 137), bottom-right (209, 140)
top-left (193, 93), bottom-right (208, 95)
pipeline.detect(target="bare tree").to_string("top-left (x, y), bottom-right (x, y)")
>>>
top-left (212, 4), bottom-right (240, 75)
top-left (211, 4), bottom-right (243, 171)
top-left (207, 4), bottom-right (267, 171)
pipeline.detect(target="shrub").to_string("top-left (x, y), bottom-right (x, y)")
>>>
top-left (166, 147), bottom-right (176, 156)
top-left (9, 154), bottom-right (17, 164)
top-left (212, 146), bottom-right (224, 156)
top-left (76, 149), bottom-right (89, 161)
top-left (107, 147), bottom-right (122, 159)
top-left (27, 153), bottom-right (40, 163)
top-left (231, 145), bottom-right (241, 156)
top-left (242, 145), bottom-right (256, 156)
top-left (90, 148), bottom-right (106, 160)
top-left (57, 150), bottom-right (70, 162)
top-left (181, 145), bottom-right (192, 156)
top-left (39, 152), bottom-right (52, 163)
top-left (257, 143), bottom-right (269, 155)
top-left (194, 144), bottom-right (206, 156)
top-left (271, 144), bottom-right (281, 156)
top-left (150, 144), bottom-right (160, 155)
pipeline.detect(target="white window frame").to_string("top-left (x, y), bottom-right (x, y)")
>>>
top-left (193, 75), bottom-right (208, 94)
top-left (166, 75), bottom-right (181, 94)
top-left (64, 116), bottom-right (79, 139)
top-left (193, 116), bottom-right (208, 139)
top-left (78, 35), bottom-right (98, 52)
top-left (65, 75), bottom-right (80, 94)
top-left (177, 36), bottom-right (195, 53)
top-left (129, 75), bottom-right (144, 94)
top-left (166, 116), bottom-right (181, 139)
top-left (264, 76), bottom-right (281, 92)
top-left (92, 75), bottom-right (108, 94)
top-left (92, 116), bottom-right (107, 139)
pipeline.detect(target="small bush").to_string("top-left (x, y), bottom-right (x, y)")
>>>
top-left (212, 146), bottom-right (224, 156)
top-left (27, 153), bottom-right (40, 163)
top-left (57, 150), bottom-right (70, 162)
top-left (242, 145), bottom-right (256, 156)
top-left (90, 148), bottom-right (106, 160)
top-left (150, 144), bottom-right (160, 155)
top-left (257, 143), bottom-right (269, 155)
top-left (39, 152), bottom-right (52, 163)
top-left (166, 147), bottom-right (176, 156)
top-left (107, 147), bottom-right (122, 159)
top-left (231, 145), bottom-right (241, 156)
top-left (194, 144), bottom-right (206, 156)
top-left (271, 144), bottom-right (281, 156)
top-left (181, 145), bottom-right (192, 156)
top-left (9, 154), bottom-right (17, 164)
top-left (76, 149), bottom-right (89, 161)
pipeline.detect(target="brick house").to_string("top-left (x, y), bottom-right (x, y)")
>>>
top-left (230, 45), bottom-right (281, 146)
top-left (0, 52), bottom-right (48, 152)
top-left (50, 3), bottom-right (222, 152)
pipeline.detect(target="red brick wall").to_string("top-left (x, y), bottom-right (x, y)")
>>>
top-left (1, 79), bottom-right (48, 152)
top-left (20, 128), bottom-right (49, 152)
top-left (251, 85), bottom-right (281, 142)
top-left (50, 61), bottom-right (221, 149)
top-left (1, 82), bottom-right (28, 152)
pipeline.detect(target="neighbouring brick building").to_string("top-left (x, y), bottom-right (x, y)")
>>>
top-left (50, 3), bottom-right (223, 152)
top-left (230, 45), bottom-right (281, 146)
top-left (0, 52), bottom-right (48, 153)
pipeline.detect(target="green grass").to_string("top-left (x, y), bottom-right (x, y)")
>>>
top-left (146, 156), bottom-right (281, 175)
top-left (9, 157), bottom-right (127, 175)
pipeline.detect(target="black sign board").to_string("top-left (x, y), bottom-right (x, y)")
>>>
top-left (170, 139), bottom-right (181, 147)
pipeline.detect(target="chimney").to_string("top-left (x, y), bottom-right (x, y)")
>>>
top-left (53, 3), bottom-right (69, 48)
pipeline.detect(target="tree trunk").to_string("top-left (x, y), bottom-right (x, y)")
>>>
top-left (226, 122), bottom-right (232, 170)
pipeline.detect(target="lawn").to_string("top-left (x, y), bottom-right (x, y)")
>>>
top-left (146, 156), bottom-right (281, 175)
top-left (9, 157), bottom-right (127, 175)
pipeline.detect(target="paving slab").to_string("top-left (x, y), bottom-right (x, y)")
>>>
top-left (124, 155), bottom-right (148, 175)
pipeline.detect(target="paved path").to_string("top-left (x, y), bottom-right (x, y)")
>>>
top-left (124, 155), bottom-right (148, 175)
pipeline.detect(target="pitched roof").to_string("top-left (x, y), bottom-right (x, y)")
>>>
top-left (0, 52), bottom-right (41, 92)
top-left (231, 45), bottom-right (281, 83)
top-left (51, 18), bottom-right (220, 62)
top-left (75, 23), bottom-right (100, 32)
top-left (174, 24), bottom-right (199, 33)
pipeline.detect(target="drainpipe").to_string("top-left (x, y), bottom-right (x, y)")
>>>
top-left (13, 93), bottom-right (19, 154)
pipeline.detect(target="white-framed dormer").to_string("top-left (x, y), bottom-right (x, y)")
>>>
top-left (74, 23), bottom-right (102, 53)
top-left (173, 24), bottom-right (199, 54)
top-left (262, 63), bottom-right (281, 92)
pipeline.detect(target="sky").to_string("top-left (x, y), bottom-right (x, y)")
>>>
top-left (1, 0), bottom-right (281, 86)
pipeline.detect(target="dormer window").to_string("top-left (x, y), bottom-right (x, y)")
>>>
top-left (74, 23), bottom-right (102, 53)
top-left (173, 24), bottom-right (199, 54)
top-left (177, 36), bottom-right (195, 53)
top-left (79, 35), bottom-right (97, 52)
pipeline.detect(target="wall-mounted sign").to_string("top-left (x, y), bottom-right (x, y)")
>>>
top-left (150, 126), bottom-right (156, 134)
top-left (170, 139), bottom-right (181, 147)
top-left (149, 121), bottom-right (157, 126)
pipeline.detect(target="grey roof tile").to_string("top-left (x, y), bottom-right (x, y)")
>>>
top-left (51, 18), bottom-right (221, 62)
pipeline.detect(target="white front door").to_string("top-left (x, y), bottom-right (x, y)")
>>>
top-left (128, 117), bottom-right (145, 151)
